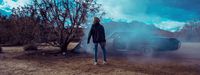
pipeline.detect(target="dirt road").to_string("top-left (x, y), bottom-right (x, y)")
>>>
top-left (0, 43), bottom-right (200, 75)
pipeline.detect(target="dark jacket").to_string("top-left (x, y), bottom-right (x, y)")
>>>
top-left (88, 23), bottom-right (106, 43)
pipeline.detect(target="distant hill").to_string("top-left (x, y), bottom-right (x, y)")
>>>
top-left (103, 21), bottom-right (200, 42)
top-left (103, 21), bottom-right (174, 38)
top-left (175, 22), bottom-right (200, 42)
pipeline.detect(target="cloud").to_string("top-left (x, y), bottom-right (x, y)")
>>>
top-left (0, 0), bottom-right (199, 31)
top-left (97, 0), bottom-right (200, 31)
top-left (160, 0), bottom-right (200, 13)
top-left (155, 20), bottom-right (185, 32)
top-left (98, 0), bottom-right (200, 21)
top-left (98, 0), bottom-right (149, 22)
top-left (0, 0), bottom-right (30, 13)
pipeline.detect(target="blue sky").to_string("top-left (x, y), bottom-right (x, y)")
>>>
top-left (0, 0), bottom-right (200, 32)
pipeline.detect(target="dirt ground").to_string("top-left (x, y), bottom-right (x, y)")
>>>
top-left (0, 43), bottom-right (200, 75)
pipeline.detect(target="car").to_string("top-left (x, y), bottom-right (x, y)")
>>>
top-left (107, 32), bottom-right (181, 55)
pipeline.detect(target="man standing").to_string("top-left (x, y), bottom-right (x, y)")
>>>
top-left (88, 17), bottom-right (107, 65)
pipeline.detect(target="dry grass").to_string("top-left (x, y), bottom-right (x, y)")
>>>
top-left (0, 43), bottom-right (200, 75)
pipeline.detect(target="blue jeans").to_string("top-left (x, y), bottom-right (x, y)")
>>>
top-left (94, 42), bottom-right (107, 62)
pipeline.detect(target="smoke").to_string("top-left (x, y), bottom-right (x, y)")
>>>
top-left (79, 25), bottom-right (95, 54)
top-left (80, 23), bottom-right (200, 63)
top-left (81, 21), bottom-right (160, 57)
top-left (79, 0), bottom-right (200, 61)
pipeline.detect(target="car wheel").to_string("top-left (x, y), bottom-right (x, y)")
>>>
top-left (177, 41), bottom-right (181, 49)
top-left (142, 47), bottom-right (154, 57)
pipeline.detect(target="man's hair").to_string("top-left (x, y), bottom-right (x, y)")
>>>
top-left (93, 17), bottom-right (100, 24)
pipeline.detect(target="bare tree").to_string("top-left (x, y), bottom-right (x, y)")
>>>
top-left (0, 5), bottom-right (43, 45)
top-left (11, 6), bottom-right (42, 44)
top-left (0, 0), bottom-right (103, 53)
top-left (29, 0), bottom-right (103, 52)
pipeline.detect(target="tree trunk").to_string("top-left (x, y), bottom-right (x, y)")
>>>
top-left (60, 39), bottom-right (70, 53)
top-left (0, 45), bottom-right (2, 53)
